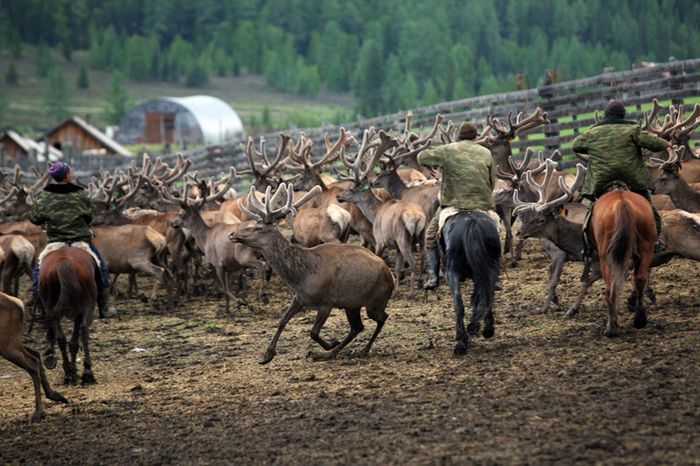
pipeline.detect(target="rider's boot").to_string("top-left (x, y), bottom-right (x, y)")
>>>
top-left (423, 248), bottom-right (440, 291)
top-left (97, 285), bottom-right (117, 318)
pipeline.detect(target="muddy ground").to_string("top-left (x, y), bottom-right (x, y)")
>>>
top-left (0, 240), bottom-right (698, 465)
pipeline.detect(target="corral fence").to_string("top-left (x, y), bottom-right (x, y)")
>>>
top-left (5, 58), bottom-right (700, 190)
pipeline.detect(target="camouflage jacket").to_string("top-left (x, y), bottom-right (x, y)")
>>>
top-left (571, 119), bottom-right (668, 196)
top-left (26, 183), bottom-right (94, 243)
top-left (418, 140), bottom-right (495, 210)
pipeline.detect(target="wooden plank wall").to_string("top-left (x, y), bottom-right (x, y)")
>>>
top-left (9, 58), bottom-right (700, 190)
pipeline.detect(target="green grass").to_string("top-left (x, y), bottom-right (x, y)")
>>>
top-left (0, 46), bottom-right (356, 138)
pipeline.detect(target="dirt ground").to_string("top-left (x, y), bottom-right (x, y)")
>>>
top-left (1, 240), bottom-right (698, 465)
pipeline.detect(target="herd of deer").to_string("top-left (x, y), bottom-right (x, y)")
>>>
top-left (0, 101), bottom-right (699, 421)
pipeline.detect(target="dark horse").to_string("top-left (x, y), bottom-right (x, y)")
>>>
top-left (440, 210), bottom-right (501, 355)
top-left (39, 247), bottom-right (99, 385)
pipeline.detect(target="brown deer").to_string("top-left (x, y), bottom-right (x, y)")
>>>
top-left (0, 291), bottom-right (68, 421)
top-left (337, 128), bottom-right (427, 293)
top-left (649, 146), bottom-right (700, 212)
top-left (156, 174), bottom-right (269, 311)
top-left (0, 234), bottom-right (35, 295)
top-left (229, 183), bottom-right (394, 364)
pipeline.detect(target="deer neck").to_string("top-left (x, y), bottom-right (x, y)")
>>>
top-left (665, 178), bottom-right (698, 210)
top-left (182, 208), bottom-right (211, 243)
top-left (354, 192), bottom-right (382, 224)
top-left (551, 215), bottom-right (586, 258)
top-left (258, 229), bottom-right (316, 289)
top-left (385, 171), bottom-right (406, 198)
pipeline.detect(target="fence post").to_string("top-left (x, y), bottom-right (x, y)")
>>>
top-left (538, 84), bottom-right (560, 152)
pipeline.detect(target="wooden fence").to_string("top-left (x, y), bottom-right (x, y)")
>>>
top-left (5, 58), bottom-right (700, 189)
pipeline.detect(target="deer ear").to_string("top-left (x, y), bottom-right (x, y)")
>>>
top-left (558, 206), bottom-right (568, 217)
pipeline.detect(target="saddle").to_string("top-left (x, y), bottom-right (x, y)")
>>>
top-left (37, 241), bottom-right (101, 268)
top-left (438, 207), bottom-right (502, 235)
top-left (599, 180), bottom-right (630, 195)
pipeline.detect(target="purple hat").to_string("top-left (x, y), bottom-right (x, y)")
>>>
top-left (48, 161), bottom-right (70, 181)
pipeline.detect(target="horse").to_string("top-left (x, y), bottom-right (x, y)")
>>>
top-left (589, 185), bottom-right (656, 337)
top-left (38, 247), bottom-right (99, 385)
top-left (440, 210), bottom-right (501, 355)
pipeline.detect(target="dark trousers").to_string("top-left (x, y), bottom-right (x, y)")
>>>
top-left (31, 241), bottom-right (110, 298)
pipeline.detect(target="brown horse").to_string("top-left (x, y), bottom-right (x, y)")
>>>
top-left (589, 187), bottom-right (656, 337)
top-left (39, 247), bottom-right (99, 385)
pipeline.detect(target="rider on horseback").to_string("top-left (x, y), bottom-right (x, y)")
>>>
top-left (572, 99), bottom-right (670, 257)
top-left (418, 122), bottom-right (495, 290)
top-left (26, 161), bottom-right (117, 318)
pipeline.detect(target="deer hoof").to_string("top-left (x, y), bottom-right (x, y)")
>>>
top-left (466, 322), bottom-right (480, 336)
top-left (482, 326), bottom-right (494, 339)
top-left (633, 311), bottom-right (647, 329)
top-left (453, 342), bottom-right (468, 356)
top-left (48, 391), bottom-right (68, 404)
top-left (603, 326), bottom-right (619, 338)
top-left (31, 411), bottom-right (46, 423)
top-left (565, 308), bottom-right (578, 319)
top-left (259, 350), bottom-right (276, 365)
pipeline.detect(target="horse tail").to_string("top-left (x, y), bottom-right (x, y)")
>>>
top-left (606, 200), bottom-right (634, 308)
top-left (53, 258), bottom-right (85, 317)
top-left (462, 213), bottom-right (501, 321)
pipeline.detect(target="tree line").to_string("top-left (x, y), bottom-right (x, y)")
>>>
top-left (2, 0), bottom-right (699, 118)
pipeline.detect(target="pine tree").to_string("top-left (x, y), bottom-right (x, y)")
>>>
top-left (36, 44), bottom-right (54, 78)
top-left (0, 82), bottom-right (7, 123)
top-left (5, 62), bottom-right (18, 85)
top-left (43, 69), bottom-right (69, 123)
top-left (77, 64), bottom-right (89, 89)
top-left (105, 72), bottom-right (129, 124)
top-left (352, 40), bottom-right (385, 116)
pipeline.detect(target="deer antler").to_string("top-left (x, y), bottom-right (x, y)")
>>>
top-left (486, 107), bottom-right (549, 142)
top-left (239, 183), bottom-right (323, 224)
top-left (513, 162), bottom-right (587, 214)
top-left (649, 145), bottom-right (683, 172)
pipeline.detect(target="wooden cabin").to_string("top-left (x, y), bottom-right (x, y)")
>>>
top-left (0, 130), bottom-right (62, 165)
top-left (44, 116), bottom-right (131, 157)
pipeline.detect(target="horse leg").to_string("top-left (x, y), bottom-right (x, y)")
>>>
top-left (313, 308), bottom-right (364, 361)
top-left (79, 317), bottom-right (96, 384)
top-left (632, 254), bottom-right (652, 330)
top-left (54, 324), bottom-right (74, 385)
top-left (43, 323), bottom-right (58, 370)
top-left (260, 297), bottom-right (305, 365)
top-left (600, 262), bottom-right (619, 337)
top-left (446, 268), bottom-right (468, 355)
top-left (67, 319), bottom-right (80, 385)
top-left (467, 286), bottom-right (481, 336)
top-left (309, 306), bottom-right (339, 350)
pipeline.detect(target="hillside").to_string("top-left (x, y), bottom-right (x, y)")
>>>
top-left (0, 46), bottom-right (355, 138)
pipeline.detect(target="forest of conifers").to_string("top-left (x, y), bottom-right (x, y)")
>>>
top-left (2, 0), bottom-right (700, 116)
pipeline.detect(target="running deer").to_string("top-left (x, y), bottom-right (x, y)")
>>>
top-left (229, 183), bottom-right (394, 364)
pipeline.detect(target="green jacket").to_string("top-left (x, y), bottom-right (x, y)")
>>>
top-left (26, 183), bottom-right (94, 243)
top-left (571, 119), bottom-right (668, 196)
top-left (418, 140), bottom-right (495, 210)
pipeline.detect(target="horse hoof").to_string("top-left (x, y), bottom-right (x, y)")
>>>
top-left (329, 340), bottom-right (341, 349)
top-left (603, 327), bottom-right (619, 338)
top-left (634, 312), bottom-right (648, 329)
top-left (466, 322), bottom-right (481, 336)
top-left (565, 308), bottom-right (578, 319)
top-left (453, 343), bottom-right (468, 356)
top-left (31, 411), bottom-right (45, 423)
top-left (81, 373), bottom-right (96, 385)
top-left (482, 327), bottom-right (495, 339)
top-left (64, 376), bottom-right (77, 386)
top-left (44, 354), bottom-right (57, 370)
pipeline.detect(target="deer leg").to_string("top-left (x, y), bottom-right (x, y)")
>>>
top-left (313, 308), bottom-right (364, 361)
top-left (566, 263), bottom-right (601, 318)
top-left (446, 268), bottom-right (468, 355)
top-left (401, 238), bottom-right (418, 295)
top-left (359, 306), bottom-right (388, 356)
top-left (1, 344), bottom-right (46, 421)
top-left (24, 347), bottom-right (67, 404)
top-left (512, 236), bottom-right (527, 265)
top-left (309, 306), bottom-right (339, 350)
top-left (260, 297), bottom-right (305, 365)
top-left (541, 248), bottom-right (567, 314)
top-left (79, 317), bottom-right (96, 385)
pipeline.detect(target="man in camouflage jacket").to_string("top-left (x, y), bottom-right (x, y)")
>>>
top-left (418, 122), bottom-right (495, 290)
top-left (571, 99), bottom-right (669, 253)
top-left (27, 161), bottom-right (117, 318)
